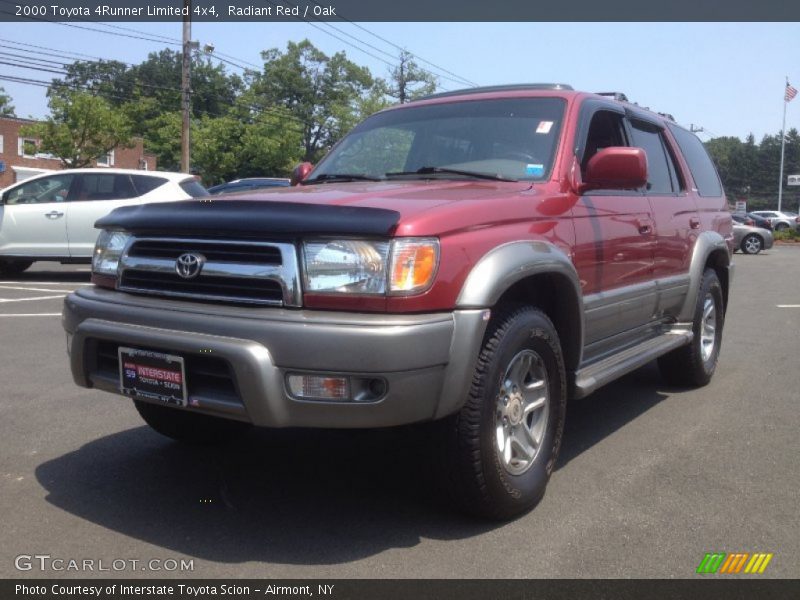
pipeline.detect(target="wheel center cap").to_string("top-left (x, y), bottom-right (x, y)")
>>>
top-left (507, 396), bottom-right (523, 425)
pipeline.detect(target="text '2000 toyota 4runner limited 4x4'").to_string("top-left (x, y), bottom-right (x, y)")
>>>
top-left (63, 85), bottom-right (733, 519)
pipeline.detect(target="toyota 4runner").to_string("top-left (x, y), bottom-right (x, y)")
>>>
top-left (63, 84), bottom-right (733, 519)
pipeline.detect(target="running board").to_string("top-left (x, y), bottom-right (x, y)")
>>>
top-left (572, 329), bottom-right (693, 399)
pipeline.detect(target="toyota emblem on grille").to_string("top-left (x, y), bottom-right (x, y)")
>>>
top-left (175, 253), bottom-right (205, 279)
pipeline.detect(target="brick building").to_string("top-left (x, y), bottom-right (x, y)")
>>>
top-left (0, 116), bottom-right (157, 189)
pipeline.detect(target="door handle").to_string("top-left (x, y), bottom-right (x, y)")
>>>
top-left (45, 211), bottom-right (64, 219)
top-left (636, 219), bottom-right (653, 235)
top-left (690, 217), bottom-right (701, 229)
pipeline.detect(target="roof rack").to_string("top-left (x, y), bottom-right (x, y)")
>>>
top-left (595, 92), bottom-right (629, 102)
top-left (419, 83), bottom-right (573, 101)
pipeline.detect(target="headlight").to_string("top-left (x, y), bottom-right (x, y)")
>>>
top-left (304, 240), bottom-right (390, 294)
top-left (303, 238), bottom-right (439, 296)
top-left (92, 230), bottom-right (131, 276)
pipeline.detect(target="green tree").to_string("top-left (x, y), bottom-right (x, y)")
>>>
top-left (384, 50), bottom-right (437, 104)
top-left (140, 110), bottom-right (183, 172)
top-left (0, 86), bottom-right (15, 117)
top-left (19, 90), bottom-right (133, 168)
top-left (251, 40), bottom-right (374, 162)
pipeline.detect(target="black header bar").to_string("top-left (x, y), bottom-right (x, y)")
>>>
top-left (2, 0), bottom-right (800, 22)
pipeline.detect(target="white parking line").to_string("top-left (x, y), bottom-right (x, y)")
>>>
top-left (0, 285), bottom-right (74, 293)
top-left (0, 313), bottom-right (61, 317)
top-left (0, 295), bottom-right (65, 303)
top-left (777, 305), bottom-right (800, 308)
top-left (0, 281), bottom-right (89, 286)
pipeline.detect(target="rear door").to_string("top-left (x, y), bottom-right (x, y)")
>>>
top-left (0, 173), bottom-right (75, 257)
top-left (628, 116), bottom-right (698, 319)
top-left (66, 173), bottom-right (141, 257)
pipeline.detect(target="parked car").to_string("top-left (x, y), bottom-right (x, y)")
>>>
top-left (750, 210), bottom-right (799, 231)
top-left (733, 223), bottom-right (773, 254)
top-left (207, 177), bottom-right (290, 195)
top-left (0, 168), bottom-right (207, 275)
top-left (731, 212), bottom-right (772, 230)
top-left (64, 84), bottom-right (733, 519)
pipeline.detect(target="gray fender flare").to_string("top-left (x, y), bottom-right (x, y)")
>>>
top-left (678, 231), bottom-right (731, 322)
top-left (455, 240), bottom-right (584, 371)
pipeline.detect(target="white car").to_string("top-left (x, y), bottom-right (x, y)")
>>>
top-left (0, 168), bottom-right (207, 275)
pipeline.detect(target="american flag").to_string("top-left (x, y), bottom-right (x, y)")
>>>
top-left (786, 82), bottom-right (798, 102)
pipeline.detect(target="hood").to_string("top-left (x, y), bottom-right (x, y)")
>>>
top-left (97, 180), bottom-right (544, 238)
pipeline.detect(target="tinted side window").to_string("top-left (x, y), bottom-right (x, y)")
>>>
top-left (629, 122), bottom-right (674, 194)
top-left (180, 180), bottom-right (209, 197)
top-left (74, 174), bottom-right (123, 201)
top-left (667, 123), bottom-right (723, 197)
top-left (581, 110), bottom-right (627, 175)
top-left (131, 175), bottom-right (168, 196)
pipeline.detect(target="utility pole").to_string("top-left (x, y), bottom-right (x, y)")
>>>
top-left (778, 76), bottom-right (789, 212)
top-left (181, 0), bottom-right (193, 173)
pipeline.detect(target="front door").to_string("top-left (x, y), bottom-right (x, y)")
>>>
top-left (570, 107), bottom-right (657, 352)
top-left (0, 173), bottom-right (75, 257)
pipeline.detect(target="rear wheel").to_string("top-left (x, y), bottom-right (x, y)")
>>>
top-left (0, 259), bottom-right (33, 276)
top-left (741, 234), bottom-right (763, 255)
top-left (134, 400), bottom-right (252, 445)
top-left (659, 268), bottom-right (724, 387)
top-left (438, 306), bottom-right (566, 520)
top-left (774, 222), bottom-right (788, 231)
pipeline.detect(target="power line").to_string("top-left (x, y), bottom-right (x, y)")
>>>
top-left (305, 0), bottom-right (478, 87)
top-left (0, 72), bottom-right (310, 135)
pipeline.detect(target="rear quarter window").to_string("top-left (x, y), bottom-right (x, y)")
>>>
top-left (131, 175), bottom-right (168, 196)
top-left (667, 123), bottom-right (723, 197)
top-left (180, 180), bottom-right (209, 197)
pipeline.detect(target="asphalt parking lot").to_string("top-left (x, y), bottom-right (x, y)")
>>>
top-left (1, 248), bottom-right (798, 579)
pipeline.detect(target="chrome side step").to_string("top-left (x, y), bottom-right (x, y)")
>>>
top-left (572, 329), bottom-right (693, 399)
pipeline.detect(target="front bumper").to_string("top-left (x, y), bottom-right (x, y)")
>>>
top-left (63, 288), bottom-right (488, 428)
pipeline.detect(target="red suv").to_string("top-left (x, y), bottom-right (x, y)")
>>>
top-left (63, 84), bottom-right (733, 519)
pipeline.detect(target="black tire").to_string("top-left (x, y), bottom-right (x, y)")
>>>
top-left (658, 268), bottom-right (724, 387)
top-left (0, 259), bottom-right (33, 276)
top-left (438, 306), bottom-right (566, 520)
top-left (740, 234), bottom-right (763, 255)
top-left (774, 222), bottom-right (788, 231)
top-left (134, 400), bottom-right (252, 445)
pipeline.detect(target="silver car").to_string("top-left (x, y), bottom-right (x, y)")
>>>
top-left (733, 223), bottom-right (774, 254)
top-left (750, 210), bottom-right (799, 231)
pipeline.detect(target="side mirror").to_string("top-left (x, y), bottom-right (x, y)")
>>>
top-left (290, 162), bottom-right (314, 186)
top-left (581, 147), bottom-right (647, 193)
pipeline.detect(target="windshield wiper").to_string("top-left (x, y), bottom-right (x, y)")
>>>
top-left (385, 166), bottom-right (517, 182)
top-left (304, 173), bottom-right (383, 184)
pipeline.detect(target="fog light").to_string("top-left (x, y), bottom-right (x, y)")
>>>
top-left (287, 374), bottom-right (350, 401)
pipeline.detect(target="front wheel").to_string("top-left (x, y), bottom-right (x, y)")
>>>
top-left (439, 306), bottom-right (566, 520)
top-left (658, 268), bottom-right (724, 387)
top-left (741, 234), bottom-right (763, 254)
top-left (134, 400), bottom-right (252, 445)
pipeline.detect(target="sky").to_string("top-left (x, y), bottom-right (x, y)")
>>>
top-left (1, 22), bottom-right (799, 142)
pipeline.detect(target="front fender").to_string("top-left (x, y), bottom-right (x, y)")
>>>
top-left (455, 240), bottom-right (584, 372)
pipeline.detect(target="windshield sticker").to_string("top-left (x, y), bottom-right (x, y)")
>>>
top-left (536, 121), bottom-right (554, 134)
top-left (526, 164), bottom-right (545, 177)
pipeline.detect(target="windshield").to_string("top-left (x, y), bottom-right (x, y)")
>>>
top-left (311, 97), bottom-right (566, 182)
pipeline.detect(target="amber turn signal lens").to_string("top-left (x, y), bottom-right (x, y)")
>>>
top-left (389, 239), bottom-right (439, 294)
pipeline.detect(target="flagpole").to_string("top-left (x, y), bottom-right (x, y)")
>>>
top-left (778, 76), bottom-right (788, 212)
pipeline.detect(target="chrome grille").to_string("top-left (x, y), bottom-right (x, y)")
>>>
top-left (118, 237), bottom-right (301, 306)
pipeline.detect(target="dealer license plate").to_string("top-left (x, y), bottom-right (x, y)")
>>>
top-left (118, 346), bottom-right (188, 407)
